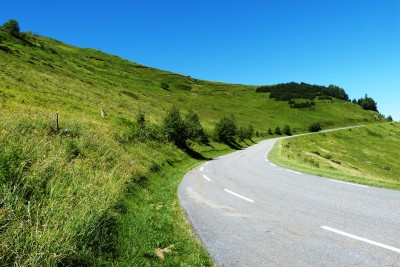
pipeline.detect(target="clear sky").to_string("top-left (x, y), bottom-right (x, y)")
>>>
top-left (2, 0), bottom-right (399, 120)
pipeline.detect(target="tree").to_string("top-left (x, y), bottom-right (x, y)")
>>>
top-left (214, 116), bottom-right (237, 143)
top-left (359, 96), bottom-right (378, 112)
top-left (246, 124), bottom-right (254, 140)
top-left (163, 106), bottom-right (187, 146)
top-left (237, 127), bottom-right (247, 142)
top-left (308, 122), bottom-right (321, 132)
top-left (283, 125), bottom-right (292, 136)
top-left (3, 19), bottom-right (20, 36)
top-left (387, 115), bottom-right (393, 122)
top-left (267, 128), bottom-right (273, 135)
top-left (274, 126), bottom-right (282, 135)
top-left (184, 110), bottom-right (207, 142)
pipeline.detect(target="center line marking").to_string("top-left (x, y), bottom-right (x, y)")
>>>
top-left (321, 226), bottom-right (400, 253)
top-left (329, 179), bottom-right (368, 188)
top-left (202, 175), bottom-right (211, 182)
top-left (224, 189), bottom-right (255, 203)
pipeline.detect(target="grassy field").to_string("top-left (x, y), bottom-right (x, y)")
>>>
top-left (270, 123), bottom-right (400, 190)
top-left (0, 25), bottom-right (387, 266)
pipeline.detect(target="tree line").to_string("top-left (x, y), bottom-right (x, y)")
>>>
top-left (256, 82), bottom-right (382, 113)
top-left (127, 107), bottom-right (255, 149)
top-left (256, 82), bottom-right (349, 101)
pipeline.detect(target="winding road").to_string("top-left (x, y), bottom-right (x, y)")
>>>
top-left (178, 132), bottom-right (400, 266)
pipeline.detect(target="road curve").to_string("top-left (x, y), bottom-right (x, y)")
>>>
top-left (178, 133), bottom-right (400, 266)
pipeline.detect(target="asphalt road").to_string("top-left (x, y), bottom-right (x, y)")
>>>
top-left (178, 135), bottom-right (400, 266)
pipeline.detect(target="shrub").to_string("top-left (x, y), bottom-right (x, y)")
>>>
top-left (246, 124), bottom-right (254, 140)
top-left (237, 127), bottom-right (247, 142)
top-left (162, 106), bottom-right (187, 146)
top-left (3, 19), bottom-right (20, 36)
top-left (214, 116), bottom-right (237, 143)
top-left (283, 125), bottom-right (292, 136)
top-left (274, 126), bottom-right (282, 135)
top-left (267, 128), bottom-right (273, 135)
top-left (184, 110), bottom-right (207, 143)
top-left (237, 125), bottom-right (253, 142)
top-left (160, 82), bottom-right (169, 90)
top-left (308, 122), bottom-right (321, 132)
top-left (387, 115), bottom-right (393, 122)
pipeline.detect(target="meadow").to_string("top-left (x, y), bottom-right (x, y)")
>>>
top-left (0, 25), bottom-right (385, 265)
top-left (270, 123), bottom-right (400, 190)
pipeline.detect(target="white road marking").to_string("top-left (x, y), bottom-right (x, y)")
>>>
top-left (202, 175), bottom-right (211, 182)
top-left (224, 189), bottom-right (255, 203)
top-left (287, 170), bottom-right (301, 174)
top-left (200, 166), bottom-right (204, 172)
top-left (205, 162), bottom-right (209, 165)
top-left (321, 226), bottom-right (400, 253)
top-left (329, 179), bottom-right (368, 188)
top-left (265, 158), bottom-right (269, 162)
top-left (270, 163), bottom-right (277, 167)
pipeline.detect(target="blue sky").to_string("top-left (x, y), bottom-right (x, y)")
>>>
top-left (2, 0), bottom-right (399, 120)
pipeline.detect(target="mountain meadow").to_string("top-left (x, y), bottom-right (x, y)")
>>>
top-left (0, 22), bottom-right (388, 266)
top-left (270, 122), bottom-right (400, 190)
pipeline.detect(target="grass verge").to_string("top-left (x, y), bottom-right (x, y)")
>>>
top-left (114, 142), bottom-right (251, 266)
top-left (269, 122), bottom-right (400, 190)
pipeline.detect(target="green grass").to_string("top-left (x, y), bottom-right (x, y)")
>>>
top-left (269, 122), bottom-right (400, 190)
top-left (0, 26), bottom-right (388, 265)
top-left (115, 143), bottom-right (235, 266)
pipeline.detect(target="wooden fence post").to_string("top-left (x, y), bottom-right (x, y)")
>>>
top-left (55, 112), bottom-right (59, 131)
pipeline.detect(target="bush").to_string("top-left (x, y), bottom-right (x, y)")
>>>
top-left (237, 127), bottom-right (247, 142)
top-left (3, 19), bottom-right (20, 36)
top-left (274, 126), bottom-right (281, 135)
top-left (283, 125), bottom-right (292, 136)
top-left (267, 128), bottom-right (273, 135)
top-left (308, 122), bottom-right (321, 132)
top-left (387, 115), bottom-right (393, 122)
top-left (162, 106), bottom-right (187, 146)
top-left (184, 110), bottom-right (207, 143)
top-left (214, 116), bottom-right (237, 143)
top-left (160, 82), bottom-right (169, 90)
top-left (237, 125), bottom-right (253, 142)
top-left (246, 124), bottom-right (254, 140)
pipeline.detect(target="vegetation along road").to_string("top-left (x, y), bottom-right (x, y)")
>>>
top-left (179, 127), bottom-right (400, 266)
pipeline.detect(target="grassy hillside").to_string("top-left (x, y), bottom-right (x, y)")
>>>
top-left (270, 123), bottom-right (400, 190)
top-left (0, 25), bottom-right (385, 266)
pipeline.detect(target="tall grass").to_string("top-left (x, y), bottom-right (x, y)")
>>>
top-left (0, 113), bottom-right (137, 265)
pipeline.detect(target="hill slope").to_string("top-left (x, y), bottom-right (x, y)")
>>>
top-left (0, 26), bottom-right (385, 265)
top-left (270, 122), bottom-right (400, 189)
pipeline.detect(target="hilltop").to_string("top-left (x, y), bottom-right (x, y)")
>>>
top-left (0, 23), bottom-right (386, 266)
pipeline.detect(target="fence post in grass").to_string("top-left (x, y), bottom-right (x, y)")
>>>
top-left (55, 112), bottom-right (59, 132)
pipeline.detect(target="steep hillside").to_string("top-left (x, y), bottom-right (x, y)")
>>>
top-left (0, 26), bottom-right (384, 266)
top-left (0, 27), bottom-right (381, 131)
